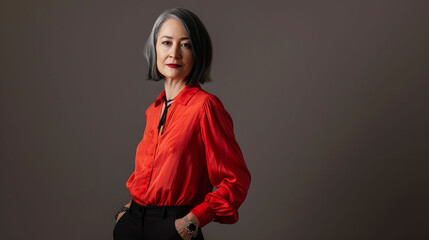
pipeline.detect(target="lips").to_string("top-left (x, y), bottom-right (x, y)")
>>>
top-left (166, 64), bottom-right (182, 68)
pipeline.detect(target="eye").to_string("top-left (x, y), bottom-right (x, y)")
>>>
top-left (161, 41), bottom-right (171, 46)
top-left (181, 42), bottom-right (192, 49)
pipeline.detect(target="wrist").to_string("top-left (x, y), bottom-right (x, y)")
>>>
top-left (185, 212), bottom-right (200, 226)
top-left (182, 214), bottom-right (199, 238)
top-left (114, 206), bottom-right (129, 220)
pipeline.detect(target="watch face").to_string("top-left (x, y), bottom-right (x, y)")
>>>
top-left (188, 223), bottom-right (197, 232)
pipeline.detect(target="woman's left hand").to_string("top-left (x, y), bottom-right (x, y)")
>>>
top-left (174, 217), bottom-right (192, 240)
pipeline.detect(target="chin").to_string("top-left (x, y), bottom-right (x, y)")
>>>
top-left (162, 73), bottom-right (188, 80)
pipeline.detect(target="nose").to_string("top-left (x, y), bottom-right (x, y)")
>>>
top-left (168, 44), bottom-right (181, 59)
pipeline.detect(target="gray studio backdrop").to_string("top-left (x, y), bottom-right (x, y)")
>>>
top-left (1, 0), bottom-right (428, 239)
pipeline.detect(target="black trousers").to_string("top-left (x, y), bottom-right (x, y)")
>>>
top-left (113, 200), bottom-right (204, 240)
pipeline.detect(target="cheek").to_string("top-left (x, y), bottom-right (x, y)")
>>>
top-left (188, 60), bottom-right (194, 70)
top-left (155, 44), bottom-right (166, 60)
top-left (156, 50), bottom-right (163, 62)
top-left (156, 54), bottom-right (162, 68)
top-left (156, 50), bottom-right (165, 69)
top-left (185, 53), bottom-right (194, 67)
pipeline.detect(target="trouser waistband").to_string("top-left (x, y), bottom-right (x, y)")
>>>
top-left (129, 200), bottom-right (191, 219)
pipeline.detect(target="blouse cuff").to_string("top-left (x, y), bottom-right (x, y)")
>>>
top-left (190, 202), bottom-right (214, 228)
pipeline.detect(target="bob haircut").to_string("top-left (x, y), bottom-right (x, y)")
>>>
top-left (144, 8), bottom-right (213, 86)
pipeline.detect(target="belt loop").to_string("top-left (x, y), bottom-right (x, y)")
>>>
top-left (161, 206), bottom-right (166, 219)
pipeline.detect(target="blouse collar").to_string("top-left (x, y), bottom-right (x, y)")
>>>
top-left (155, 82), bottom-right (202, 107)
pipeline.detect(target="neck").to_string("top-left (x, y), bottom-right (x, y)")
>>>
top-left (163, 78), bottom-right (187, 100)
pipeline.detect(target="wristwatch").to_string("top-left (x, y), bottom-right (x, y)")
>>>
top-left (183, 217), bottom-right (198, 238)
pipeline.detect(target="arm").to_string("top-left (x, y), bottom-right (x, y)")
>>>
top-left (190, 95), bottom-right (251, 227)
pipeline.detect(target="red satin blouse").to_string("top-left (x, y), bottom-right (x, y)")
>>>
top-left (126, 82), bottom-right (251, 227)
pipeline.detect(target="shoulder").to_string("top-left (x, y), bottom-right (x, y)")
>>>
top-left (194, 89), bottom-right (225, 110)
top-left (195, 89), bottom-right (233, 123)
top-left (144, 99), bottom-right (159, 119)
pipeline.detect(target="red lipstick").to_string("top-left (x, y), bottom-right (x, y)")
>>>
top-left (166, 64), bottom-right (182, 68)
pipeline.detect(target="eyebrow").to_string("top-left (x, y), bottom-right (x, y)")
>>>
top-left (160, 36), bottom-right (190, 40)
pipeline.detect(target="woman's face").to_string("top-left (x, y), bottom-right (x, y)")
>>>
top-left (156, 18), bottom-right (194, 81)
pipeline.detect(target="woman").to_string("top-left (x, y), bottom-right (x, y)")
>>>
top-left (113, 8), bottom-right (251, 240)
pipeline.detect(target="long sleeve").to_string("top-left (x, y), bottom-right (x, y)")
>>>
top-left (190, 95), bottom-right (251, 227)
